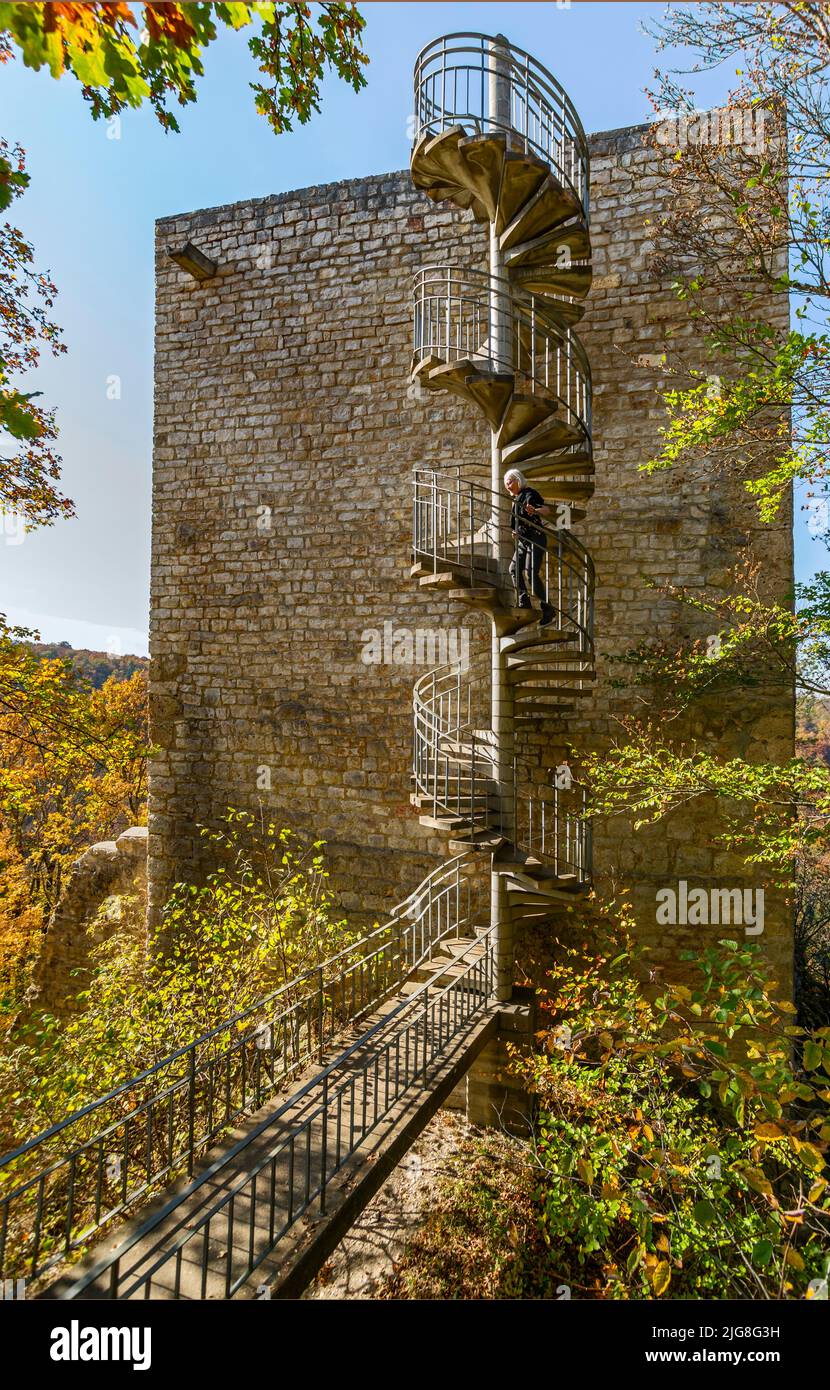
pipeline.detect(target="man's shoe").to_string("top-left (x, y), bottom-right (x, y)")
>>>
top-left (539, 603), bottom-right (556, 628)
top-left (517, 598), bottom-right (533, 610)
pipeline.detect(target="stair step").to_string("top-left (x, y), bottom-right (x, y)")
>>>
top-left (417, 567), bottom-right (497, 592)
top-left (504, 621), bottom-right (569, 641)
top-left (505, 650), bottom-right (596, 670)
top-left (513, 705), bottom-right (577, 715)
top-left (448, 833), bottom-right (505, 853)
top-left (503, 214), bottom-right (591, 270)
top-left (500, 172), bottom-right (582, 251)
top-left (501, 632), bottom-right (593, 656)
top-left (502, 414), bottom-right (586, 467)
top-left (418, 814), bottom-right (498, 832)
top-left (447, 587), bottom-right (500, 606)
top-left (513, 708), bottom-right (576, 720)
top-left (508, 664), bottom-right (592, 688)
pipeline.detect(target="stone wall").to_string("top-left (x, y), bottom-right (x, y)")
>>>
top-left (23, 827), bottom-right (148, 1018)
top-left (150, 122), bottom-right (793, 988)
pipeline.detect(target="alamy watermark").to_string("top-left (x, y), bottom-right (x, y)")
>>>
top-left (360, 620), bottom-right (470, 669)
top-left (1, 510), bottom-right (27, 546)
top-left (656, 880), bottom-right (764, 936)
top-left (50, 1321), bottom-right (151, 1370)
top-left (654, 106), bottom-right (769, 153)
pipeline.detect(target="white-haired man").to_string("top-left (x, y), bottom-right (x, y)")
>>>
top-left (504, 469), bottom-right (555, 627)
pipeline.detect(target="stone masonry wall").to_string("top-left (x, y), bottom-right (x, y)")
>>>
top-left (150, 122), bottom-right (793, 988)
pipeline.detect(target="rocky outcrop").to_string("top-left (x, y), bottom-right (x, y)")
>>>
top-left (22, 827), bottom-right (148, 1019)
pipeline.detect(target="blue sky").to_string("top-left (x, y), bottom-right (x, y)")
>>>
top-left (0, 1), bottom-right (811, 656)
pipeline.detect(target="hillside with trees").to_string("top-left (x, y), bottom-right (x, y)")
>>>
top-left (26, 641), bottom-right (148, 689)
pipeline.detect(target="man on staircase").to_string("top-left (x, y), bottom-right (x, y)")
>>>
top-left (505, 469), bottom-right (556, 627)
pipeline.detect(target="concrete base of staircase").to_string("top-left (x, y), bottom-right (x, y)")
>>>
top-left (443, 988), bottom-right (537, 1136)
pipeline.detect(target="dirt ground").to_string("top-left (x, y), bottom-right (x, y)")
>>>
top-left (302, 1109), bottom-right (470, 1299)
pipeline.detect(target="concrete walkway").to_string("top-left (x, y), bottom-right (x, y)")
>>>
top-left (45, 934), bottom-right (505, 1301)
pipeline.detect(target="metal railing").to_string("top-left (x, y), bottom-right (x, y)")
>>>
top-left (59, 929), bottom-right (497, 1300)
top-left (514, 781), bottom-right (592, 882)
top-left (413, 267), bottom-right (591, 443)
top-left (413, 468), bottom-right (501, 587)
top-left (412, 659), bottom-right (592, 883)
top-left (413, 469), bottom-right (594, 648)
top-left (413, 31), bottom-right (590, 220)
top-left (0, 856), bottom-right (484, 1286)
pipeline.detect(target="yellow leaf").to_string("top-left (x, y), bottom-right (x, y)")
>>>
top-left (755, 1122), bottom-right (786, 1141)
top-left (651, 1260), bottom-right (671, 1296)
top-left (795, 1142), bottom-right (826, 1174)
top-left (784, 1248), bottom-right (805, 1271)
top-left (743, 1167), bottom-right (774, 1198)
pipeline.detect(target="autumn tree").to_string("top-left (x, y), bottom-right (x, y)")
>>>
top-left (0, 139), bottom-right (71, 530)
top-left (0, 3), bottom-right (369, 134)
top-left (0, 2), bottom-right (368, 533)
top-left (559, 5), bottom-right (830, 1040)
top-left (0, 629), bottom-right (148, 1002)
top-left (0, 630), bottom-right (148, 905)
top-left (0, 3), bottom-right (368, 970)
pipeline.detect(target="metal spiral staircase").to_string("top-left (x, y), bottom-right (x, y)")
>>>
top-left (408, 33), bottom-right (595, 999)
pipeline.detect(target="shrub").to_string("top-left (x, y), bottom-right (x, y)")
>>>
top-left (0, 809), bottom-right (357, 1282)
top-left (513, 901), bottom-right (830, 1299)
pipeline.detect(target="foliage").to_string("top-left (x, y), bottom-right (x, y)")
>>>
top-left (0, 811), bottom-right (357, 1279)
top-left (643, 3), bottom-right (830, 517)
top-left (0, 630), bottom-right (148, 910)
top-left (391, 909), bottom-right (830, 1301)
top-left (380, 1121), bottom-right (560, 1301)
top-left (0, 627), bottom-right (148, 1008)
top-left (795, 853), bottom-right (830, 1031)
top-left (1, 810), bottom-right (353, 1143)
top-left (0, 4), bottom-right (368, 527)
top-left (159, 807), bottom-right (357, 1012)
top-left (579, 9), bottom-right (830, 1037)
top-left (0, 2), bottom-right (369, 135)
top-left (512, 908), bottom-right (830, 1299)
top-left (609, 561), bottom-right (806, 711)
top-left (27, 640), bottom-right (148, 690)
top-left (0, 139), bottom-right (71, 528)
top-left (583, 714), bottom-right (830, 874)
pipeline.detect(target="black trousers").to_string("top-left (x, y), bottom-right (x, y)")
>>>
top-left (510, 536), bottom-right (548, 604)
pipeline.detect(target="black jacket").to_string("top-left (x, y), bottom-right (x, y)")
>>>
top-left (511, 486), bottom-right (547, 546)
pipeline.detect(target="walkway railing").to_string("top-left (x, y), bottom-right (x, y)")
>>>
top-left (59, 929), bottom-right (497, 1300)
top-left (413, 32), bottom-right (590, 219)
top-left (0, 856), bottom-right (483, 1286)
top-left (413, 267), bottom-right (592, 441)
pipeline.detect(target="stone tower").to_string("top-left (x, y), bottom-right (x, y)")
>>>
top-left (150, 58), bottom-right (792, 989)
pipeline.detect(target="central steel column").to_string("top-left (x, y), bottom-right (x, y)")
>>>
top-left (488, 35), bottom-right (515, 1001)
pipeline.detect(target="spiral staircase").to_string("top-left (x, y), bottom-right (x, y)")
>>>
top-left (408, 33), bottom-right (595, 997)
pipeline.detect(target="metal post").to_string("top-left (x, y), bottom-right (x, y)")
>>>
top-left (488, 34), bottom-right (515, 1003)
top-left (317, 965), bottom-right (325, 1065)
top-left (187, 1047), bottom-right (196, 1176)
top-left (320, 1073), bottom-right (329, 1213)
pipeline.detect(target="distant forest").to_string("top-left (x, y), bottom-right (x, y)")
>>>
top-left (797, 694), bottom-right (830, 768)
top-left (27, 641), bottom-right (149, 689)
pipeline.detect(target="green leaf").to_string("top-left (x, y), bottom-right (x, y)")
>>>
top-left (693, 1199), bottom-right (717, 1226)
top-left (752, 1238), bottom-right (774, 1266)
